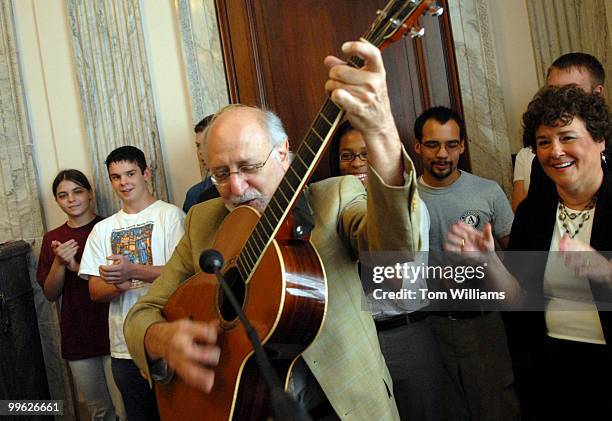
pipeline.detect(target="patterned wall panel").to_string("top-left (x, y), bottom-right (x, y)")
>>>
top-left (67, 0), bottom-right (168, 216)
top-left (448, 0), bottom-right (513, 194)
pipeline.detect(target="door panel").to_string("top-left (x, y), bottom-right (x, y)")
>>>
top-left (215, 0), bottom-right (466, 180)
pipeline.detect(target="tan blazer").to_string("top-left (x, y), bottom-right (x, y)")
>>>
top-left (125, 151), bottom-right (421, 421)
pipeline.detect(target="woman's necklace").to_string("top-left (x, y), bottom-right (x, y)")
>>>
top-left (558, 194), bottom-right (597, 238)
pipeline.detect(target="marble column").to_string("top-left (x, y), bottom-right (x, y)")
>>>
top-left (526, 0), bottom-right (611, 100)
top-left (176, 0), bottom-right (229, 124)
top-left (447, 0), bottom-right (514, 195)
top-left (0, 1), bottom-right (44, 243)
top-left (0, 1), bottom-right (76, 419)
top-left (67, 0), bottom-right (168, 216)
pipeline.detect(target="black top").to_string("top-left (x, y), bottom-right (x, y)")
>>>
top-left (508, 159), bottom-right (612, 346)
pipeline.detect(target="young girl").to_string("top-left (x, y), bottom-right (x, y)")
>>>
top-left (36, 169), bottom-right (125, 421)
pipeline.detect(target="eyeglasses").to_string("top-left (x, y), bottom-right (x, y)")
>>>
top-left (339, 151), bottom-right (368, 162)
top-left (420, 140), bottom-right (462, 150)
top-left (211, 147), bottom-right (276, 185)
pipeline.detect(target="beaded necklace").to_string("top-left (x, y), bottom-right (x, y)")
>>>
top-left (557, 195), bottom-right (597, 238)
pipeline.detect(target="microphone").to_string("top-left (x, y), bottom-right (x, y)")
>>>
top-left (199, 249), bottom-right (223, 274)
top-left (199, 249), bottom-right (312, 421)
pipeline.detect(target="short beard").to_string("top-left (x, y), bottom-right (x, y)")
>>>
top-left (429, 161), bottom-right (453, 179)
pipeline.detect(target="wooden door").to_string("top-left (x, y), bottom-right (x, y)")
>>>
top-left (215, 0), bottom-right (467, 180)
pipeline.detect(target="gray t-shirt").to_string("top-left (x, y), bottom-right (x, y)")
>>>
top-left (417, 171), bottom-right (513, 251)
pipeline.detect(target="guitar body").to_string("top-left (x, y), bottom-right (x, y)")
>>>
top-left (156, 206), bottom-right (327, 420)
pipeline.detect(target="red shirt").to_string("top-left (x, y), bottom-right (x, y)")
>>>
top-left (36, 216), bottom-right (110, 360)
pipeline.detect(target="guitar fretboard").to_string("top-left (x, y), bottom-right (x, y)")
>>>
top-left (235, 99), bottom-right (343, 280)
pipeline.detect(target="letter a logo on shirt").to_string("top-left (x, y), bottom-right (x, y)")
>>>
top-left (460, 210), bottom-right (480, 228)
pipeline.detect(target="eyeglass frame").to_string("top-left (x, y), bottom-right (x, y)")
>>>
top-left (339, 150), bottom-right (368, 162)
top-left (210, 146), bottom-right (276, 186)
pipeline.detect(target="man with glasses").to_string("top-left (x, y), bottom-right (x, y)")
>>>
top-left (414, 106), bottom-right (517, 420)
top-left (124, 40), bottom-right (422, 420)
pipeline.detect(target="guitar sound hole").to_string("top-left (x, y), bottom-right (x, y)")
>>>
top-left (218, 266), bottom-right (246, 322)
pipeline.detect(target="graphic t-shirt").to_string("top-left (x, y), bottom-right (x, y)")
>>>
top-left (79, 200), bottom-right (184, 358)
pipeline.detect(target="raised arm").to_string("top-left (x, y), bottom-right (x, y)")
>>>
top-left (324, 40), bottom-right (404, 186)
top-left (325, 40), bottom-right (421, 255)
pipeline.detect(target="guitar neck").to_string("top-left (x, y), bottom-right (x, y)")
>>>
top-left (235, 0), bottom-right (432, 281)
top-left (236, 99), bottom-right (344, 280)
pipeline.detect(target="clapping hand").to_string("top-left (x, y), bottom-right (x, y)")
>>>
top-left (445, 222), bottom-right (495, 253)
top-left (51, 239), bottom-right (79, 272)
top-left (559, 234), bottom-right (612, 285)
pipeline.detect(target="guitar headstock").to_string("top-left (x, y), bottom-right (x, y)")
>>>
top-left (366, 0), bottom-right (444, 51)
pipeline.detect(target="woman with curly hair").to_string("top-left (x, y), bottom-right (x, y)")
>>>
top-left (445, 85), bottom-right (612, 418)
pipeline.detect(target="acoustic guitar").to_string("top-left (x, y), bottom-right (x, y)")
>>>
top-left (157, 1), bottom-right (441, 419)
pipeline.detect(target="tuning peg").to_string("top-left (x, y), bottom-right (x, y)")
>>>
top-left (409, 26), bottom-right (425, 38)
top-left (428, 3), bottom-right (444, 16)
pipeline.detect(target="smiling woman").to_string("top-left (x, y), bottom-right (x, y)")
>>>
top-left (36, 169), bottom-right (126, 420)
top-left (448, 85), bottom-right (612, 418)
top-left (329, 120), bottom-right (368, 186)
top-left (446, 85), bottom-right (612, 419)
top-left (535, 118), bottom-right (604, 209)
top-left (523, 86), bottom-right (610, 210)
top-left (506, 85), bottom-right (612, 418)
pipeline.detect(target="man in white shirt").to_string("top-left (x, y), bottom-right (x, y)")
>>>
top-left (80, 146), bottom-right (184, 421)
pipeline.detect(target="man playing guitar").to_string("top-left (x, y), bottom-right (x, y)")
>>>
top-left (124, 39), bottom-right (423, 420)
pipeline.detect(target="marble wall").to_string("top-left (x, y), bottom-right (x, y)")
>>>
top-left (176, 0), bottom-right (229, 126)
top-left (67, 0), bottom-right (168, 217)
top-left (447, 0), bottom-right (514, 194)
top-left (0, 1), bottom-right (76, 419)
top-left (0, 0), bottom-right (44, 243)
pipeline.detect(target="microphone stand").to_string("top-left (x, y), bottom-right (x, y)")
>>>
top-left (200, 250), bottom-right (312, 421)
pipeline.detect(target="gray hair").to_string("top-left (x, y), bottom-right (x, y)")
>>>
top-left (201, 104), bottom-right (288, 160)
